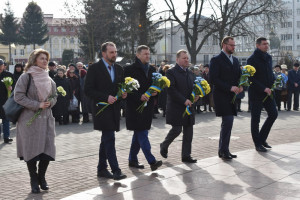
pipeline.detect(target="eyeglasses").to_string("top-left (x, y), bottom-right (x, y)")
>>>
top-left (225, 43), bottom-right (236, 47)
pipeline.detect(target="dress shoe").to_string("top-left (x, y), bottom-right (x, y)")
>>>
top-left (160, 143), bottom-right (168, 158)
top-left (262, 142), bottom-right (272, 148)
top-left (113, 171), bottom-right (127, 180)
top-left (4, 138), bottom-right (13, 143)
top-left (129, 161), bottom-right (144, 169)
top-left (182, 157), bottom-right (197, 163)
top-left (152, 115), bottom-right (157, 119)
top-left (150, 160), bottom-right (162, 171)
top-left (229, 152), bottom-right (237, 158)
top-left (294, 108), bottom-right (299, 111)
top-left (220, 153), bottom-right (232, 160)
top-left (97, 169), bottom-right (113, 179)
top-left (256, 145), bottom-right (267, 152)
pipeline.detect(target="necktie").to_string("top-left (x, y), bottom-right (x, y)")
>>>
top-left (108, 66), bottom-right (111, 71)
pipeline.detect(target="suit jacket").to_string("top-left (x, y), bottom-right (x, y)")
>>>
top-left (0, 70), bottom-right (15, 119)
top-left (287, 69), bottom-right (300, 92)
top-left (247, 48), bottom-right (275, 100)
top-left (209, 51), bottom-right (241, 116)
top-left (84, 59), bottom-right (124, 131)
top-left (166, 64), bottom-right (195, 126)
top-left (124, 58), bottom-right (156, 131)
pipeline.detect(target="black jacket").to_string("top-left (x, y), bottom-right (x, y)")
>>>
top-left (0, 70), bottom-right (15, 119)
top-left (52, 75), bottom-right (72, 116)
top-left (209, 51), bottom-right (241, 116)
top-left (247, 48), bottom-right (275, 100)
top-left (124, 58), bottom-right (156, 130)
top-left (166, 64), bottom-right (195, 126)
top-left (287, 69), bottom-right (300, 92)
top-left (84, 59), bottom-right (124, 131)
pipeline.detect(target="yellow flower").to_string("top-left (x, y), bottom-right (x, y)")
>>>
top-left (161, 76), bottom-right (170, 87)
top-left (125, 77), bottom-right (133, 84)
top-left (57, 86), bottom-right (66, 96)
top-left (244, 65), bottom-right (256, 76)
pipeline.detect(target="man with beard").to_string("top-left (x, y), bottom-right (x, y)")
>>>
top-left (124, 45), bottom-right (162, 171)
top-left (247, 37), bottom-right (278, 152)
top-left (85, 42), bottom-right (127, 180)
top-left (209, 36), bottom-right (242, 160)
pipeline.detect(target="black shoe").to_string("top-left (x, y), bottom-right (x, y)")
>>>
top-left (209, 107), bottom-right (212, 112)
top-left (150, 160), bottom-right (162, 171)
top-left (160, 143), bottom-right (168, 158)
top-left (97, 169), bottom-right (114, 179)
top-left (287, 109), bottom-right (291, 111)
top-left (294, 108), bottom-right (299, 111)
top-left (4, 138), bottom-right (13, 143)
top-left (182, 157), bottom-right (197, 163)
top-left (237, 109), bottom-right (243, 112)
top-left (220, 152), bottom-right (232, 160)
top-left (152, 115), bottom-right (157, 119)
top-left (262, 142), bottom-right (272, 148)
top-left (38, 176), bottom-right (49, 190)
top-left (113, 171), bottom-right (127, 180)
top-left (256, 145), bottom-right (267, 152)
top-left (229, 152), bottom-right (237, 158)
top-left (129, 161), bottom-right (144, 169)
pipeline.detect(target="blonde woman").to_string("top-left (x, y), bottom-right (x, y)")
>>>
top-left (14, 49), bottom-right (57, 194)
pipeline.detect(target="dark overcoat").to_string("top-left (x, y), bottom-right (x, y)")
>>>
top-left (287, 69), bottom-right (300, 92)
top-left (247, 48), bottom-right (275, 100)
top-left (209, 51), bottom-right (241, 116)
top-left (52, 75), bottom-right (72, 116)
top-left (124, 58), bottom-right (156, 131)
top-left (0, 70), bottom-right (15, 119)
top-left (166, 64), bottom-right (195, 126)
top-left (84, 59), bottom-right (124, 131)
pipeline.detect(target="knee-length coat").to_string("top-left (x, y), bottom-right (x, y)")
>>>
top-left (14, 73), bottom-right (57, 161)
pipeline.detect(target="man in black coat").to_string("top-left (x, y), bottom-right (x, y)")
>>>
top-left (124, 45), bottom-right (162, 171)
top-left (209, 36), bottom-right (242, 160)
top-left (0, 59), bottom-right (15, 143)
top-left (287, 63), bottom-right (300, 111)
top-left (84, 42), bottom-right (127, 180)
top-left (160, 49), bottom-right (199, 163)
top-left (247, 37), bottom-right (278, 152)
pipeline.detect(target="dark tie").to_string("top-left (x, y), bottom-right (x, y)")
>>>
top-left (108, 66), bottom-right (111, 71)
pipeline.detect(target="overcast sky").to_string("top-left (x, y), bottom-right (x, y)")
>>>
top-left (0, 0), bottom-right (190, 20)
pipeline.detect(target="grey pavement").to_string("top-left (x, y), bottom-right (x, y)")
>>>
top-left (1, 97), bottom-right (300, 200)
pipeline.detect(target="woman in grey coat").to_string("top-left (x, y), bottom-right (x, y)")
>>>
top-left (14, 49), bottom-right (57, 194)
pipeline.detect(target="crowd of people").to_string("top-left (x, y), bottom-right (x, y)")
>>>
top-left (0, 35), bottom-right (300, 194)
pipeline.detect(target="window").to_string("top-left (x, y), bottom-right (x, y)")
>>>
top-left (297, 21), bottom-right (300, 28)
top-left (61, 27), bottom-right (66, 32)
top-left (281, 34), bottom-right (292, 40)
top-left (54, 27), bottom-right (58, 32)
top-left (62, 38), bottom-right (66, 44)
top-left (297, 34), bottom-right (300, 39)
top-left (297, 9), bottom-right (300, 15)
top-left (281, 46), bottom-right (293, 51)
top-left (70, 27), bottom-right (74, 32)
top-left (14, 49), bottom-right (17, 55)
top-left (281, 22), bottom-right (292, 28)
top-left (70, 38), bottom-right (74, 44)
top-left (20, 49), bottom-right (24, 55)
top-left (282, 9), bottom-right (292, 16)
top-left (297, 45), bottom-right (300, 50)
top-left (180, 33), bottom-right (185, 46)
top-left (212, 35), bottom-right (218, 45)
top-left (204, 55), bottom-right (209, 64)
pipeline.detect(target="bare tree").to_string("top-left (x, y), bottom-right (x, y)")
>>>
top-left (208, 0), bottom-right (285, 48)
top-left (164, 0), bottom-right (217, 64)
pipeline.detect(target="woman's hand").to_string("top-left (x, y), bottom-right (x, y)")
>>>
top-left (39, 101), bottom-right (51, 109)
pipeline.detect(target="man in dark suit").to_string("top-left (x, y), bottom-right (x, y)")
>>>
top-left (84, 42), bottom-right (127, 180)
top-left (287, 63), bottom-right (300, 111)
top-left (247, 37), bottom-right (278, 152)
top-left (160, 49), bottom-right (199, 163)
top-left (209, 36), bottom-right (242, 160)
top-left (124, 45), bottom-right (162, 171)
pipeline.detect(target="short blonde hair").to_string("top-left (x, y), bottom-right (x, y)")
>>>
top-left (176, 49), bottom-right (188, 58)
top-left (24, 49), bottom-right (50, 72)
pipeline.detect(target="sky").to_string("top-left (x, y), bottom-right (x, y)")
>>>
top-left (0, 0), bottom-right (189, 20)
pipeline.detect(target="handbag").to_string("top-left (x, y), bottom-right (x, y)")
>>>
top-left (68, 95), bottom-right (78, 111)
top-left (2, 74), bottom-right (31, 123)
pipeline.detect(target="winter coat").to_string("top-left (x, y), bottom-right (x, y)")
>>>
top-left (14, 73), bottom-right (57, 161)
top-left (247, 48), bottom-right (275, 100)
top-left (124, 58), bottom-right (156, 130)
top-left (287, 69), bottom-right (300, 92)
top-left (165, 64), bottom-right (195, 126)
top-left (0, 70), bottom-right (15, 119)
top-left (209, 51), bottom-right (241, 116)
top-left (68, 75), bottom-right (80, 100)
top-left (84, 59), bottom-right (124, 131)
top-left (52, 75), bottom-right (72, 116)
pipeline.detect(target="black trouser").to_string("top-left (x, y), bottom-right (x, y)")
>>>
top-left (251, 97), bottom-right (278, 147)
top-left (161, 125), bottom-right (193, 158)
top-left (219, 115), bottom-right (234, 153)
top-left (274, 90), bottom-right (282, 110)
top-left (287, 89), bottom-right (299, 110)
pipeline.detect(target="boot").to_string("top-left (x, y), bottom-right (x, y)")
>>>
top-left (27, 160), bottom-right (40, 193)
top-left (203, 105), bottom-right (207, 111)
top-left (38, 160), bottom-right (49, 190)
